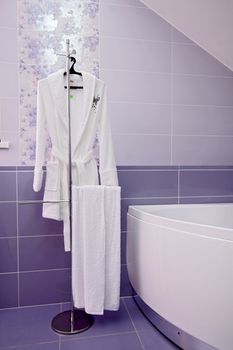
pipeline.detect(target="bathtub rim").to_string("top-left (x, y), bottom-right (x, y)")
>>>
top-left (128, 203), bottom-right (233, 242)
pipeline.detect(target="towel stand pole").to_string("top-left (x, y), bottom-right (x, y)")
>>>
top-left (50, 39), bottom-right (94, 335)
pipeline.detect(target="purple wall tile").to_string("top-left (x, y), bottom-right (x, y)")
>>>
top-left (0, 166), bottom-right (16, 171)
top-left (100, 4), bottom-right (171, 41)
top-left (118, 166), bottom-right (179, 170)
top-left (0, 304), bottom-right (59, 347)
top-left (173, 136), bottom-right (233, 165)
top-left (118, 170), bottom-right (178, 198)
top-left (180, 165), bottom-right (233, 170)
top-left (0, 238), bottom-right (17, 273)
top-left (19, 269), bottom-right (71, 306)
top-left (1, 98), bottom-right (19, 132)
top-left (101, 36), bottom-right (171, 73)
top-left (180, 170), bottom-right (233, 197)
top-left (180, 196), bottom-right (233, 204)
top-left (121, 231), bottom-right (127, 265)
top-left (60, 333), bottom-right (142, 350)
top-left (18, 203), bottom-right (63, 236)
top-left (0, 64), bottom-right (18, 98)
top-left (0, 28), bottom-right (18, 63)
top-left (173, 105), bottom-right (233, 136)
top-left (110, 103), bottom-right (171, 134)
top-left (0, 132), bottom-right (19, 166)
top-left (0, 203), bottom-right (17, 237)
top-left (101, 69), bottom-right (171, 104)
top-left (18, 171), bottom-right (45, 201)
top-left (17, 166), bottom-right (34, 171)
top-left (173, 44), bottom-right (233, 77)
top-left (19, 236), bottom-right (70, 271)
top-left (113, 135), bottom-right (171, 166)
top-left (120, 265), bottom-right (133, 297)
top-left (0, 0), bottom-right (17, 28)
top-left (0, 273), bottom-right (18, 308)
top-left (173, 75), bottom-right (233, 107)
top-left (99, 0), bottom-right (146, 7)
top-left (0, 172), bottom-right (16, 201)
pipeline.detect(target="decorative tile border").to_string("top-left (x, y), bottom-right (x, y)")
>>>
top-left (18, 0), bottom-right (100, 165)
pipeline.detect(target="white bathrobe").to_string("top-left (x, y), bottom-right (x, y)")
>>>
top-left (33, 69), bottom-right (118, 251)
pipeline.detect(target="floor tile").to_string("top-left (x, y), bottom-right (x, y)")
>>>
top-left (0, 305), bottom-right (59, 347)
top-left (124, 297), bottom-right (152, 331)
top-left (60, 333), bottom-right (142, 350)
top-left (124, 298), bottom-right (180, 350)
top-left (138, 327), bottom-right (180, 350)
top-left (0, 342), bottom-right (59, 350)
top-left (60, 300), bottom-right (134, 341)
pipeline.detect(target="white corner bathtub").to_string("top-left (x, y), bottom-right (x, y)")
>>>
top-left (127, 203), bottom-right (233, 350)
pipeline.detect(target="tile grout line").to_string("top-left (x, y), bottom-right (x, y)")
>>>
top-left (60, 331), bottom-right (137, 344)
top-left (0, 341), bottom-right (60, 350)
top-left (178, 167), bottom-right (180, 204)
top-left (15, 169), bottom-right (20, 307)
top-left (170, 26), bottom-right (174, 166)
top-left (101, 67), bottom-right (233, 79)
top-left (0, 301), bottom-right (64, 312)
top-left (123, 299), bottom-right (145, 350)
top-left (99, 34), bottom-right (197, 46)
top-left (113, 133), bottom-right (233, 138)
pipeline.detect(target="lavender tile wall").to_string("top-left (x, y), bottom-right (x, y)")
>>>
top-left (1, 0), bottom-right (233, 166)
top-left (99, 1), bottom-right (233, 166)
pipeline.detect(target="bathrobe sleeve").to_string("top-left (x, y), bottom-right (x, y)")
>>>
top-left (33, 79), bottom-right (47, 192)
top-left (97, 83), bottom-right (118, 186)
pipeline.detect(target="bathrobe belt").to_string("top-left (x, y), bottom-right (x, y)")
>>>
top-left (51, 147), bottom-right (95, 251)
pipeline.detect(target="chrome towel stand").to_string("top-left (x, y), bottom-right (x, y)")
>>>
top-left (19, 39), bottom-right (94, 335)
top-left (51, 39), bottom-right (94, 335)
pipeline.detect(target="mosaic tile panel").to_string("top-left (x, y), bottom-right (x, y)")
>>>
top-left (18, 0), bottom-right (100, 165)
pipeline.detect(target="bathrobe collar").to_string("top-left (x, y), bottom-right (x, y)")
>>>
top-left (47, 69), bottom-right (96, 155)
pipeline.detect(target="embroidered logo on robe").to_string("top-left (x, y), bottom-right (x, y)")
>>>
top-left (92, 95), bottom-right (100, 111)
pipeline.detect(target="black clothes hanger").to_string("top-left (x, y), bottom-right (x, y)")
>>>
top-left (64, 57), bottom-right (83, 89)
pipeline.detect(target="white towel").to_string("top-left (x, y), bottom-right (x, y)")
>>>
top-left (72, 185), bottom-right (121, 315)
top-left (104, 186), bottom-right (121, 311)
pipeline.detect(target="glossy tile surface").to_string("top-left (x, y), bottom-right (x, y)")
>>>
top-left (19, 236), bottom-right (70, 271)
top-left (180, 169), bottom-right (233, 196)
top-left (118, 169), bottom-right (178, 198)
top-left (60, 333), bottom-right (142, 350)
top-left (0, 238), bottom-right (17, 273)
top-left (18, 171), bottom-right (45, 201)
top-left (0, 202), bottom-right (17, 237)
top-left (18, 203), bottom-right (63, 236)
top-left (0, 171), bottom-right (16, 201)
top-left (0, 298), bottom-right (179, 350)
top-left (0, 273), bottom-right (18, 308)
top-left (19, 270), bottom-right (71, 306)
top-left (0, 305), bottom-right (59, 347)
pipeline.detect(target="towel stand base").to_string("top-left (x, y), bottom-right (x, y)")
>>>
top-left (51, 309), bottom-right (94, 335)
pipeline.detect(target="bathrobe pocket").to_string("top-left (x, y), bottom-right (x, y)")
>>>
top-left (45, 161), bottom-right (59, 191)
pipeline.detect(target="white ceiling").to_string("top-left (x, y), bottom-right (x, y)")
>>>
top-left (140, 0), bottom-right (233, 71)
